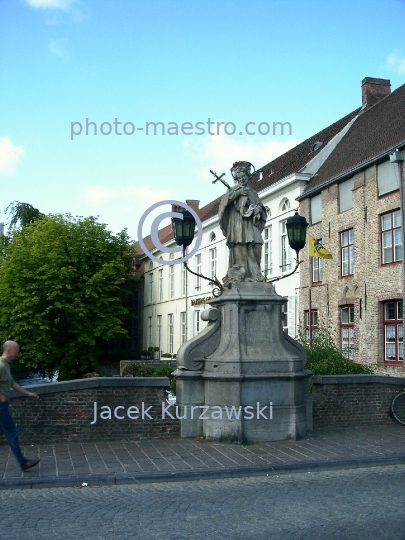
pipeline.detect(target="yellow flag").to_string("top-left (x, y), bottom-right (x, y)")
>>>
top-left (309, 235), bottom-right (333, 259)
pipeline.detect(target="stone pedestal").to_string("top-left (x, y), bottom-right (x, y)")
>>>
top-left (174, 281), bottom-right (312, 442)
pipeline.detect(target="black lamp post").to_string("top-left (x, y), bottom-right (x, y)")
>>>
top-left (286, 210), bottom-right (309, 258)
top-left (171, 207), bottom-right (196, 249)
top-left (267, 210), bottom-right (308, 283)
top-left (171, 207), bottom-right (223, 296)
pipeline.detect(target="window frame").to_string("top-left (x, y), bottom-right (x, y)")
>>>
top-left (340, 229), bottom-right (354, 277)
top-left (340, 305), bottom-right (355, 360)
top-left (209, 248), bottom-right (217, 280)
top-left (383, 300), bottom-right (403, 364)
top-left (168, 313), bottom-right (174, 354)
top-left (195, 254), bottom-right (202, 292)
top-left (169, 265), bottom-right (175, 299)
top-left (180, 311), bottom-right (187, 345)
top-left (158, 269), bottom-right (163, 302)
top-left (304, 309), bottom-right (318, 341)
top-left (381, 209), bottom-right (403, 265)
top-left (281, 219), bottom-right (292, 271)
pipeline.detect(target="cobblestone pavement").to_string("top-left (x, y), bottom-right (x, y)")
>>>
top-left (0, 465), bottom-right (404, 540)
top-left (1, 425), bottom-right (405, 487)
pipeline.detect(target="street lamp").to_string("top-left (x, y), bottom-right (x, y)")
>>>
top-left (171, 207), bottom-right (223, 296)
top-left (267, 210), bottom-right (308, 283)
top-left (171, 207), bottom-right (196, 249)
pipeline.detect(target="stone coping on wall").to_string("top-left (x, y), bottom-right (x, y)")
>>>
top-left (10, 377), bottom-right (170, 398)
top-left (312, 374), bottom-right (405, 385)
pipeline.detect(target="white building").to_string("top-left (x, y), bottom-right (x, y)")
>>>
top-left (136, 108), bottom-right (360, 356)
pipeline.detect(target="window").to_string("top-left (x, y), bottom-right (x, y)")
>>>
top-left (381, 210), bottom-right (402, 264)
top-left (180, 312), bottom-right (187, 345)
top-left (339, 177), bottom-right (354, 212)
top-left (341, 306), bottom-right (354, 359)
top-left (148, 316), bottom-right (153, 348)
top-left (157, 315), bottom-right (162, 353)
top-left (263, 225), bottom-right (273, 275)
top-left (194, 310), bottom-right (200, 336)
top-left (209, 232), bottom-right (216, 242)
top-left (377, 160), bottom-right (398, 196)
top-left (149, 273), bottom-right (153, 304)
top-left (158, 269), bottom-right (163, 301)
top-left (181, 264), bottom-right (187, 296)
top-left (310, 194), bottom-right (322, 224)
top-left (281, 199), bottom-right (290, 212)
top-left (282, 302), bottom-right (288, 334)
top-left (304, 310), bottom-right (318, 340)
top-left (341, 229), bottom-right (354, 276)
top-left (281, 220), bottom-right (292, 271)
top-left (169, 265), bottom-right (174, 299)
top-left (209, 248), bottom-right (217, 280)
top-left (195, 254), bottom-right (201, 291)
top-left (312, 241), bottom-right (323, 283)
top-left (168, 314), bottom-right (174, 354)
top-left (383, 301), bottom-right (403, 362)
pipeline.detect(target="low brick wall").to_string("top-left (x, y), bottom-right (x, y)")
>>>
top-left (312, 374), bottom-right (405, 429)
top-left (2, 378), bottom-right (180, 445)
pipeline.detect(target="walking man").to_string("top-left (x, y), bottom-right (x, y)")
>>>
top-left (0, 340), bottom-right (40, 471)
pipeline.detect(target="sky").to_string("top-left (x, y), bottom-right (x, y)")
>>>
top-left (1, 0), bottom-right (405, 242)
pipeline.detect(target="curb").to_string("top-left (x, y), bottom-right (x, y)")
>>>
top-left (1, 455), bottom-right (405, 490)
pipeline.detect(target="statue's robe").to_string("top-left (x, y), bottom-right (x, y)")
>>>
top-left (218, 185), bottom-right (267, 281)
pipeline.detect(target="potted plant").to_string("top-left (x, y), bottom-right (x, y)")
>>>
top-left (141, 350), bottom-right (151, 360)
top-left (153, 346), bottom-right (160, 360)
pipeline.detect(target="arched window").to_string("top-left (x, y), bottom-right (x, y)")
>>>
top-left (149, 261), bottom-right (153, 270)
top-left (264, 206), bottom-right (271, 218)
top-left (281, 199), bottom-right (290, 212)
top-left (209, 232), bottom-right (216, 243)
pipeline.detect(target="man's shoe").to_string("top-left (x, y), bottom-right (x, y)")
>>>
top-left (21, 459), bottom-right (40, 471)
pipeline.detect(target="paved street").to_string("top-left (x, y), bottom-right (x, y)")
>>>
top-left (0, 464), bottom-right (404, 540)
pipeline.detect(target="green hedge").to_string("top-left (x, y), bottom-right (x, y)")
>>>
top-left (122, 363), bottom-right (176, 394)
top-left (297, 322), bottom-right (374, 376)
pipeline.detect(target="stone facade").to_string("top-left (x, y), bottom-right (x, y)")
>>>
top-left (299, 160), bottom-right (405, 372)
top-left (1, 378), bottom-right (180, 445)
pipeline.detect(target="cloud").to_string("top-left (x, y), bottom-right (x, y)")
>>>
top-left (25, 0), bottom-right (89, 23)
top-left (49, 38), bottom-right (68, 56)
top-left (25, 0), bottom-right (75, 10)
top-left (0, 137), bottom-right (24, 176)
top-left (184, 133), bottom-right (300, 184)
top-left (81, 185), bottom-right (178, 239)
top-left (385, 51), bottom-right (405, 74)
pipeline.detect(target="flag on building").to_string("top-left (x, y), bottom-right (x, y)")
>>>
top-left (308, 235), bottom-right (333, 259)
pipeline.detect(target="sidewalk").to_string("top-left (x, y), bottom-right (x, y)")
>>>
top-left (1, 424), bottom-right (404, 490)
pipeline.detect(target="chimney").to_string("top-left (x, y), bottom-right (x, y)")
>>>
top-left (361, 77), bottom-right (391, 109)
top-left (186, 200), bottom-right (200, 211)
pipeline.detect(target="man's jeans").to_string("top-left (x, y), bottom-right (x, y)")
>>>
top-left (0, 401), bottom-right (27, 466)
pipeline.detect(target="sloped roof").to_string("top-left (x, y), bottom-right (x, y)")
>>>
top-left (300, 82), bottom-right (405, 197)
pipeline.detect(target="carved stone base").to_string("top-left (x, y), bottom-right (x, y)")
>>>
top-left (174, 281), bottom-right (312, 442)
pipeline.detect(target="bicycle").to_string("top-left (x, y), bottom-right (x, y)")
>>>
top-left (391, 389), bottom-right (405, 425)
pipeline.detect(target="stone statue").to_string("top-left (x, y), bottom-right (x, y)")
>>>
top-left (218, 162), bottom-right (267, 285)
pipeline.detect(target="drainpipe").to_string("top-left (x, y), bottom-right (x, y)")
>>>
top-left (390, 150), bottom-right (405, 315)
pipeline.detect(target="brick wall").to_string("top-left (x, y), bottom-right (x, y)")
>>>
top-left (1, 378), bottom-right (180, 445)
top-left (299, 160), bottom-right (405, 373)
top-left (312, 374), bottom-right (405, 428)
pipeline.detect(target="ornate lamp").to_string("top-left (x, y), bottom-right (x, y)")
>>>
top-left (171, 206), bottom-right (223, 296)
top-left (171, 208), bottom-right (196, 248)
top-left (286, 210), bottom-right (309, 257)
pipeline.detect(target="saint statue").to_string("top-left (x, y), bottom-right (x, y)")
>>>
top-left (218, 162), bottom-right (267, 285)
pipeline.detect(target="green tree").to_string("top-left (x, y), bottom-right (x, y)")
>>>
top-left (0, 214), bottom-right (137, 380)
top-left (4, 201), bottom-right (43, 229)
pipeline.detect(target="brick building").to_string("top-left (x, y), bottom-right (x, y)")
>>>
top-left (297, 78), bottom-right (405, 373)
